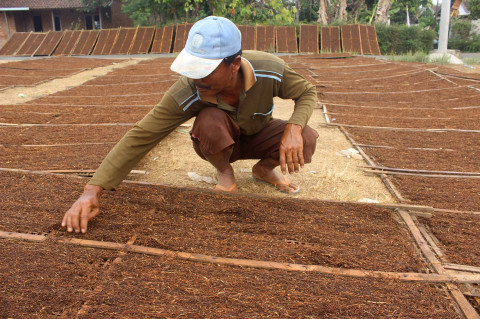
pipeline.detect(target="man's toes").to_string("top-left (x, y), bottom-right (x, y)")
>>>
top-left (215, 184), bottom-right (238, 192)
top-left (275, 182), bottom-right (299, 194)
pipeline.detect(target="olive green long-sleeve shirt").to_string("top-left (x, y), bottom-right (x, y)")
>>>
top-left (89, 50), bottom-right (317, 190)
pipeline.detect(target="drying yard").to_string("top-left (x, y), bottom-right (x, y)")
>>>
top-left (1, 54), bottom-right (479, 318)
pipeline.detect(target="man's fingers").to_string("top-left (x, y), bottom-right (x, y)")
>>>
top-left (66, 214), bottom-right (73, 232)
top-left (292, 151), bottom-right (300, 173)
top-left (71, 205), bottom-right (86, 233)
top-left (279, 148), bottom-right (287, 174)
top-left (286, 151), bottom-right (294, 174)
top-left (298, 150), bottom-right (305, 168)
top-left (80, 211), bottom-right (89, 234)
top-left (61, 212), bottom-right (67, 227)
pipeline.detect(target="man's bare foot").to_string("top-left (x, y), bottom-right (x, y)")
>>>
top-left (252, 163), bottom-right (300, 194)
top-left (215, 184), bottom-right (238, 192)
top-left (215, 169), bottom-right (238, 192)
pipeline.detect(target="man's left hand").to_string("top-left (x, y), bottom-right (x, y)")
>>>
top-left (279, 124), bottom-right (304, 174)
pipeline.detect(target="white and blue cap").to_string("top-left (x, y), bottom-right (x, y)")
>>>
top-left (170, 16), bottom-right (242, 79)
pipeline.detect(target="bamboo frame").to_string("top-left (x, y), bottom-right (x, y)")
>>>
top-left (326, 122), bottom-right (480, 133)
top-left (2, 230), bottom-right (479, 284)
top-left (365, 169), bottom-right (480, 179)
top-left (364, 165), bottom-right (480, 175)
top-left (354, 144), bottom-right (455, 152)
top-left (338, 125), bottom-right (480, 319)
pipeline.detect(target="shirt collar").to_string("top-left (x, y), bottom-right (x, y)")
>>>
top-left (241, 57), bottom-right (256, 92)
top-left (198, 57), bottom-right (256, 105)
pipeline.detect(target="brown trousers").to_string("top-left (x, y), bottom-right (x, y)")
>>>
top-left (190, 107), bottom-right (319, 163)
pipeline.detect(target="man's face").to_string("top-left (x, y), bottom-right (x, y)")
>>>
top-left (192, 59), bottom-right (238, 97)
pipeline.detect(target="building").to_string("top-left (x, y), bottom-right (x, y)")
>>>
top-left (0, 0), bottom-right (134, 47)
top-left (451, 0), bottom-right (471, 17)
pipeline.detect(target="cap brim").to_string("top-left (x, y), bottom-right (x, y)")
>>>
top-left (170, 49), bottom-right (223, 79)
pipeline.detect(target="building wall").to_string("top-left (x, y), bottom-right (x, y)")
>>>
top-left (31, 10), bottom-right (54, 31)
top-left (0, 12), bottom-right (18, 47)
top-left (0, 1), bottom-right (135, 49)
top-left (57, 9), bottom-right (86, 30)
top-left (103, 0), bottom-right (134, 28)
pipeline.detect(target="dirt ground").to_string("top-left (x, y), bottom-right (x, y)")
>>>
top-left (133, 97), bottom-right (394, 203)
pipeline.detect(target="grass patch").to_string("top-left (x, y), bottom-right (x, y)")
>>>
top-left (385, 52), bottom-right (430, 63)
top-left (463, 57), bottom-right (480, 65)
top-left (386, 52), bottom-right (453, 65)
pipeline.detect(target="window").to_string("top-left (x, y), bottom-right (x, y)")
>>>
top-left (33, 15), bottom-right (43, 32)
top-left (85, 15), bottom-right (93, 30)
top-left (85, 14), bottom-right (100, 30)
top-left (54, 16), bottom-right (61, 31)
top-left (94, 15), bottom-right (100, 29)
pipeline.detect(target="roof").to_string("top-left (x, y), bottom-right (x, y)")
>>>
top-left (0, 0), bottom-right (85, 9)
top-left (451, 0), bottom-right (471, 16)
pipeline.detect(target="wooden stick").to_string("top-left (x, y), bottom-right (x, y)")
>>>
top-left (322, 102), bottom-right (437, 110)
top-left (445, 264), bottom-right (480, 274)
top-left (453, 105), bottom-right (480, 110)
top-left (446, 283), bottom-right (480, 319)
top-left (434, 71), bottom-right (480, 82)
top-left (433, 208), bottom-right (480, 215)
top-left (354, 143), bottom-right (394, 149)
top-left (373, 203), bottom-right (434, 213)
top-left (427, 69), bottom-right (459, 86)
top-left (2, 142), bottom-right (116, 147)
top-left (325, 122), bottom-right (480, 133)
top-left (402, 213), bottom-right (480, 317)
top-left (47, 92), bottom-right (164, 98)
top-left (365, 169), bottom-right (480, 179)
top-left (418, 224), bottom-right (445, 258)
top-left (42, 169), bottom-right (146, 175)
top-left (58, 237), bottom-right (480, 284)
top-left (355, 144), bottom-right (456, 152)
top-left (322, 104), bottom-right (330, 124)
top-left (0, 230), bottom-right (46, 242)
top-left (468, 85), bottom-right (480, 93)
top-left (363, 165), bottom-right (480, 176)
top-left (0, 123), bottom-right (135, 127)
top-left (398, 211), bottom-right (444, 272)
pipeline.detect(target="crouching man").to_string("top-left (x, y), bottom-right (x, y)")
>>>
top-left (62, 16), bottom-right (319, 233)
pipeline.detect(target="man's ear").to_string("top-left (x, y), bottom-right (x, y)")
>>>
top-left (232, 55), bottom-right (242, 72)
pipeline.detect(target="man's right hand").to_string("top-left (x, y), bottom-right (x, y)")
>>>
top-left (62, 184), bottom-right (103, 234)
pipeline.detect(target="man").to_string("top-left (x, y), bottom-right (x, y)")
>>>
top-left (62, 16), bottom-right (319, 234)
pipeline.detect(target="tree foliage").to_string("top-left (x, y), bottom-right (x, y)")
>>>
top-left (116, 0), bottom-right (297, 26)
top-left (82, 0), bottom-right (478, 28)
top-left (79, 0), bottom-right (112, 12)
top-left (469, 0), bottom-right (480, 19)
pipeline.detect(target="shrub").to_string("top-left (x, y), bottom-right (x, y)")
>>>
top-left (448, 19), bottom-right (480, 52)
top-left (375, 24), bottom-right (436, 55)
top-left (450, 19), bottom-right (472, 38)
top-left (449, 34), bottom-right (480, 52)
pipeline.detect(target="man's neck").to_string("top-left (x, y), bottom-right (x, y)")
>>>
top-left (218, 70), bottom-right (243, 107)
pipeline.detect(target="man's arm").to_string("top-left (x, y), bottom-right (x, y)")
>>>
top-left (89, 94), bottom-right (190, 190)
top-left (62, 93), bottom-right (191, 233)
top-left (278, 63), bottom-right (318, 174)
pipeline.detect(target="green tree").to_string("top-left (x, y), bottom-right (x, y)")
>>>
top-left (117, 0), bottom-right (297, 26)
top-left (389, 0), bottom-right (432, 25)
top-left (78, 0), bottom-right (111, 11)
top-left (469, 0), bottom-right (480, 19)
